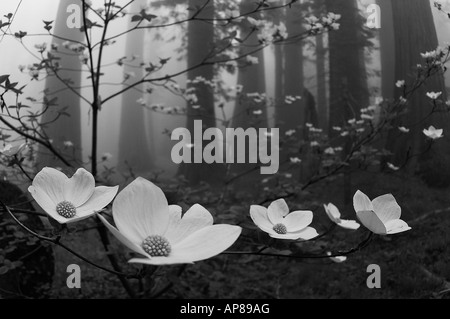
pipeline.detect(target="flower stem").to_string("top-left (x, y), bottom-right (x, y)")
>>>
top-left (0, 200), bottom-right (138, 280)
top-left (14, 155), bottom-right (33, 182)
top-left (224, 232), bottom-right (374, 260)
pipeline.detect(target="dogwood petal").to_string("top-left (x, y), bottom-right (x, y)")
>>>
top-left (63, 213), bottom-right (98, 224)
top-left (250, 205), bottom-right (273, 232)
top-left (170, 224), bottom-right (242, 262)
top-left (268, 199), bottom-right (290, 224)
top-left (28, 185), bottom-right (67, 224)
top-left (98, 214), bottom-right (150, 257)
top-left (31, 167), bottom-right (67, 204)
top-left (356, 210), bottom-right (386, 235)
top-left (353, 190), bottom-right (374, 213)
top-left (64, 168), bottom-right (95, 207)
top-left (164, 204), bottom-right (214, 244)
top-left (324, 203), bottom-right (341, 223)
top-left (128, 256), bottom-right (194, 266)
top-left (76, 186), bottom-right (119, 218)
top-left (269, 227), bottom-right (318, 240)
top-left (283, 210), bottom-right (313, 232)
top-left (337, 219), bottom-right (360, 230)
top-left (295, 227), bottom-right (320, 240)
top-left (385, 219), bottom-right (411, 234)
top-left (372, 194), bottom-right (401, 224)
top-left (169, 205), bottom-right (182, 219)
top-left (113, 177), bottom-right (170, 245)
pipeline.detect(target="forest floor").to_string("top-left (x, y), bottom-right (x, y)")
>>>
top-left (38, 171), bottom-right (450, 299)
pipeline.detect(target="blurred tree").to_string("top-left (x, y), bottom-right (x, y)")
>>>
top-left (177, 0), bottom-right (225, 185)
top-left (313, 0), bottom-right (328, 130)
top-left (315, 31), bottom-right (327, 129)
top-left (232, 1), bottom-right (267, 129)
top-left (325, 0), bottom-right (371, 204)
top-left (377, 0), bottom-right (395, 101)
top-left (277, 4), bottom-right (305, 140)
top-left (118, 0), bottom-right (153, 175)
top-left (385, 0), bottom-right (450, 186)
top-left (325, 0), bottom-right (370, 138)
top-left (274, 2), bottom-right (319, 147)
top-left (37, 0), bottom-right (84, 169)
top-left (273, 8), bottom-right (285, 117)
top-left (229, 0), bottom-right (268, 186)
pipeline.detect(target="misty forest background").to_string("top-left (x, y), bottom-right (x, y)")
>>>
top-left (1, 0), bottom-right (450, 299)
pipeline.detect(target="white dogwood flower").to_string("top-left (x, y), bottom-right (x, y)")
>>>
top-left (387, 163), bottom-right (400, 171)
top-left (28, 167), bottom-right (118, 224)
top-left (395, 80), bottom-right (405, 88)
top-left (423, 126), bottom-right (443, 140)
top-left (0, 143), bottom-right (27, 157)
top-left (323, 203), bottom-right (360, 230)
top-left (250, 199), bottom-right (318, 240)
top-left (353, 190), bottom-right (411, 235)
top-left (99, 177), bottom-right (242, 265)
top-left (63, 141), bottom-right (74, 148)
top-left (426, 92), bottom-right (442, 100)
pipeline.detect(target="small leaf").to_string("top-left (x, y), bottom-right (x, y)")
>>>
top-left (14, 31), bottom-right (27, 39)
top-left (131, 15), bottom-right (142, 22)
top-left (0, 74), bottom-right (9, 85)
top-left (159, 57), bottom-right (170, 65)
top-left (140, 9), bottom-right (157, 22)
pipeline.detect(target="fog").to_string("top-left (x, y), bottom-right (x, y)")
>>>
top-left (1, 0), bottom-right (450, 180)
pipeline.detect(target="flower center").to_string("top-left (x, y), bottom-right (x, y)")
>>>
top-left (56, 201), bottom-right (76, 218)
top-left (142, 235), bottom-right (171, 257)
top-left (273, 223), bottom-right (287, 235)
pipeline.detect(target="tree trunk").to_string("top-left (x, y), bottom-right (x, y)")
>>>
top-left (325, 0), bottom-right (370, 205)
top-left (325, 0), bottom-right (370, 138)
top-left (315, 32), bottom-right (328, 130)
top-left (177, 0), bottom-right (223, 185)
top-left (117, 0), bottom-right (153, 175)
top-left (37, 0), bottom-right (84, 170)
top-left (232, 1), bottom-right (267, 130)
top-left (378, 0), bottom-right (396, 101)
top-left (277, 5), bottom-right (304, 141)
top-left (387, 0), bottom-right (450, 184)
top-left (229, 1), bottom-right (268, 187)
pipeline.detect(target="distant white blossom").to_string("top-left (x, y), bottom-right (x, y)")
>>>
top-left (387, 163), bottom-right (400, 171)
top-left (426, 92), bottom-right (442, 100)
top-left (423, 126), bottom-right (443, 140)
top-left (396, 80), bottom-right (405, 88)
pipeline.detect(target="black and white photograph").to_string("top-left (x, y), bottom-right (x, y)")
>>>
top-left (0, 0), bottom-right (449, 303)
